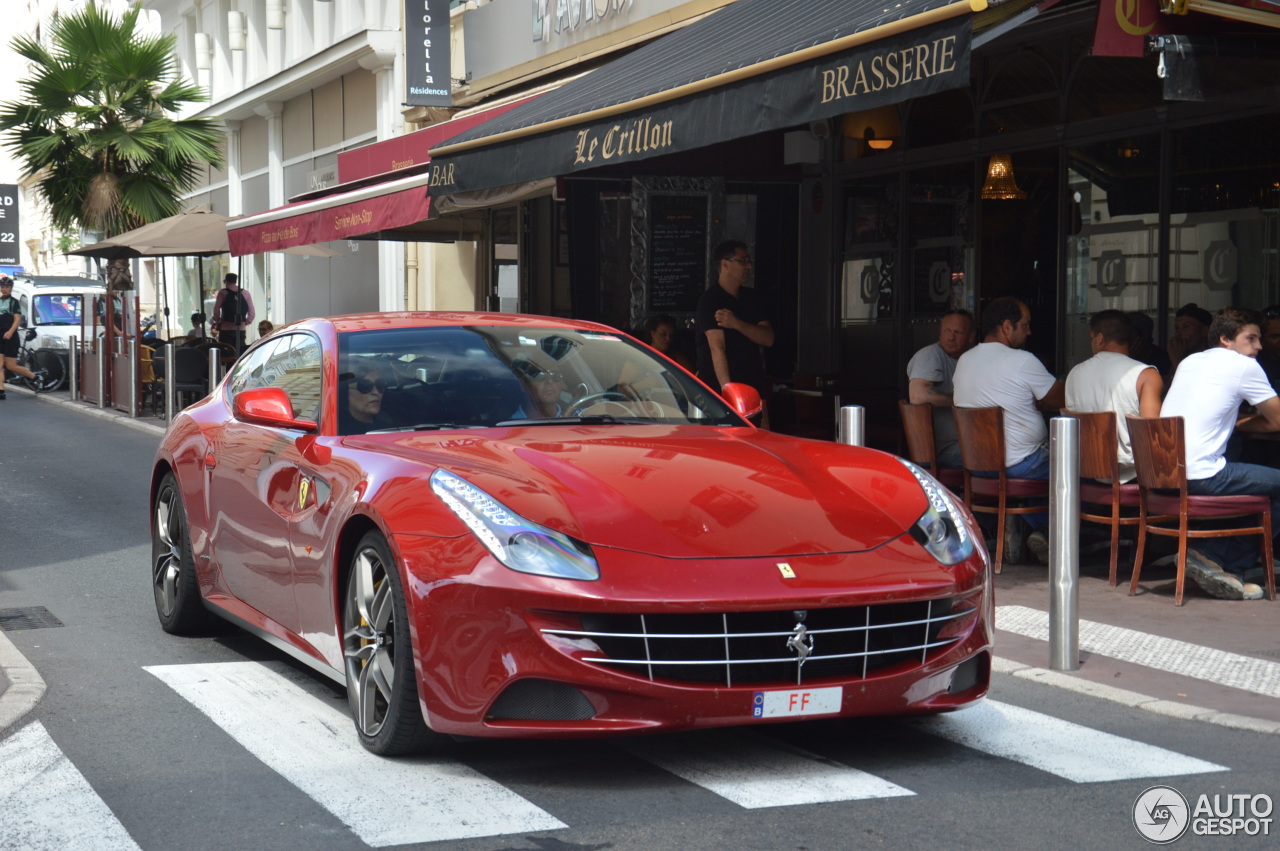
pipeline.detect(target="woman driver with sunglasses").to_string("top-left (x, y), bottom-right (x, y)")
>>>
top-left (340, 360), bottom-right (394, 434)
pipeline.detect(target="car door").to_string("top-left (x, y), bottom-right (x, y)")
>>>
top-left (207, 333), bottom-right (324, 633)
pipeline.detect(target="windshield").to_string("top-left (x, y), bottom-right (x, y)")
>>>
top-left (335, 325), bottom-right (744, 435)
top-left (32, 294), bottom-right (86, 326)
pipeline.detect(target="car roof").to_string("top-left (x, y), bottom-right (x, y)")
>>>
top-left (14, 276), bottom-right (106, 290)
top-left (313, 311), bottom-right (624, 334)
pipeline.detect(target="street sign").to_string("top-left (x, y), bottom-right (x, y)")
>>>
top-left (0, 184), bottom-right (20, 266)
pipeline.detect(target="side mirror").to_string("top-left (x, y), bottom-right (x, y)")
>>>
top-left (233, 386), bottom-right (317, 432)
top-left (720, 382), bottom-right (763, 420)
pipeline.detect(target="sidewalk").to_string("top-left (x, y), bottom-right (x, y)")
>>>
top-left (2, 385), bottom-right (1279, 734)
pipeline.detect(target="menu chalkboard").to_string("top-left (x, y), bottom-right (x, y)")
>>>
top-left (647, 194), bottom-right (709, 313)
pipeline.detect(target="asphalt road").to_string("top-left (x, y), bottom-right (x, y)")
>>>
top-left (1, 393), bottom-right (1278, 850)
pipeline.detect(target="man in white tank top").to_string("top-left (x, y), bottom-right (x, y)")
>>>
top-left (1065, 310), bottom-right (1164, 483)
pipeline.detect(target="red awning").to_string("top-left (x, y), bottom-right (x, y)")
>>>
top-left (227, 172), bottom-right (433, 256)
top-left (227, 94), bottom-right (549, 256)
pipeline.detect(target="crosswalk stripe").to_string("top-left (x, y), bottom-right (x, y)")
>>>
top-left (997, 604), bottom-right (1280, 699)
top-left (0, 721), bottom-right (142, 851)
top-left (619, 730), bottom-right (915, 809)
top-left (912, 699), bottom-right (1227, 782)
top-left (144, 661), bottom-right (566, 846)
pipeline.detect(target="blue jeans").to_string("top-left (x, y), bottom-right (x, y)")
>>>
top-left (975, 444), bottom-right (1050, 531)
top-left (937, 442), bottom-right (962, 469)
top-left (1186, 461), bottom-right (1280, 576)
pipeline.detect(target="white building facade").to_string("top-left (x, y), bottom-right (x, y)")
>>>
top-left (145, 0), bottom-right (480, 336)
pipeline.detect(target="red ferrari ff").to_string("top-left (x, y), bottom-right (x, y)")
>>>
top-left (150, 312), bottom-right (991, 755)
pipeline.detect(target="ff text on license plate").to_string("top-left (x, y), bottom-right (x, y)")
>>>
top-left (752, 686), bottom-right (842, 718)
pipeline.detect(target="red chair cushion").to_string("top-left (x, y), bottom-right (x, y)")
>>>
top-left (968, 476), bottom-right (1050, 498)
top-left (1146, 492), bottom-right (1272, 518)
top-left (1080, 480), bottom-right (1141, 505)
top-left (935, 467), bottom-right (964, 490)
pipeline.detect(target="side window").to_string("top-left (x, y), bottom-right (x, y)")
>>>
top-left (266, 335), bottom-right (323, 421)
top-left (227, 333), bottom-right (323, 422)
top-left (227, 336), bottom-right (283, 396)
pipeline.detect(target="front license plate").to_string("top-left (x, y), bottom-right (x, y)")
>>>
top-left (752, 686), bottom-right (842, 718)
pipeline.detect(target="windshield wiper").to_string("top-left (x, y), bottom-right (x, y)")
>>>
top-left (493, 415), bottom-right (647, 427)
top-left (366, 423), bottom-right (469, 433)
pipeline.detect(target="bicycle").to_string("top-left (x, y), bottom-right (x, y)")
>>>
top-left (6, 327), bottom-right (64, 393)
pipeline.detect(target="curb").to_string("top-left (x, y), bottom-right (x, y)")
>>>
top-left (13, 384), bottom-right (166, 437)
top-left (992, 656), bottom-right (1280, 735)
top-left (0, 632), bottom-right (47, 732)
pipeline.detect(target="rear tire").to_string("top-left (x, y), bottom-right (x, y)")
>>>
top-left (341, 530), bottom-right (439, 755)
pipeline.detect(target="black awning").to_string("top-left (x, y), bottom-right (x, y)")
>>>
top-left (428, 0), bottom-right (984, 194)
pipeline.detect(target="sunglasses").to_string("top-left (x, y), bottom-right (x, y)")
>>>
top-left (533, 373), bottom-right (563, 384)
top-left (353, 377), bottom-right (387, 394)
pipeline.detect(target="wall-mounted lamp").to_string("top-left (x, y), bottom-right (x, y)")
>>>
top-left (228, 11), bottom-right (245, 51)
top-left (981, 154), bottom-right (1027, 200)
top-left (193, 32), bottom-right (212, 71)
top-left (864, 127), bottom-right (894, 151)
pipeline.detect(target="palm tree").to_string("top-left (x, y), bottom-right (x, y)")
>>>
top-left (0, 1), bottom-right (224, 242)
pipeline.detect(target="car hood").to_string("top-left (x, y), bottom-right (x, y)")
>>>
top-left (352, 425), bottom-right (929, 559)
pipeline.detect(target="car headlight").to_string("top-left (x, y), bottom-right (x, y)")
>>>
top-left (896, 459), bottom-right (975, 566)
top-left (430, 469), bottom-right (599, 581)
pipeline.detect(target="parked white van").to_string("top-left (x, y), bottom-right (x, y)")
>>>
top-left (10, 275), bottom-right (108, 387)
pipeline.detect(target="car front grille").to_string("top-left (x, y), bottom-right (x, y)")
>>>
top-left (542, 595), bottom-right (977, 687)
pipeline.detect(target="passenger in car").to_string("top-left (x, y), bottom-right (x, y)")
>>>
top-left (511, 358), bottom-right (566, 419)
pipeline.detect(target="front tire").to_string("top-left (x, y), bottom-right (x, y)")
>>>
top-left (342, 530), bottom-right (438, 755)
top-left (151, 472), bottom-right (216, 634)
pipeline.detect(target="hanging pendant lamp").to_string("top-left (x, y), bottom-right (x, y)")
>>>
top-left (981, 154), bottom-right (1027, 200)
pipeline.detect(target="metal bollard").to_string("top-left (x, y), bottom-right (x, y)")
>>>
top-left (1049, 416), bottom-right (1080, 672)
top-left (208, 347), bottom-right (221, 391)
top-left (69, 336), bottom-right (79, 402)
top-left (95, 342), bottom-right (106, 409)
top-left (837, 405), bottom-right (865, 446)
top-left (164, 342), bottom-right (176, 422)
top-left (128, 337), bottom-right (140, 418)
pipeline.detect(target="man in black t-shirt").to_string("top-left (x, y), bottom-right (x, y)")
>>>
top-left (695, 240), bottom-right (774, 400)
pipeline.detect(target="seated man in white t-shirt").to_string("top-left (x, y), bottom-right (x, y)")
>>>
top-left (906, 309), bottom-right (973, 468)
top-left (1065, 310), bottom-right (1164, 483)
top-left (1161, 306), bottom-right (1280, 600)
top-left (953, 297), bottom-right (1065, 563)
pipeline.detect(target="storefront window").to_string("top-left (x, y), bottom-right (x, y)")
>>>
top-left (840, 179), bottom-right (898, 324)
top-left (981, 51), bottom-right (1060, 136)
top-left (1169, 116), bottom-right (1280, 319)
top-left (1063, 135), bottom-right (1162, 369)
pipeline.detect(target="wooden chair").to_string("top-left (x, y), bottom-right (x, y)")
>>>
top-left (898, 400), bottom-right (963, 492)
top-left (953, 406), bottom-right (1050, 574)
top-left (1127, 415), bottom-right (1277, 605)
top-left (139, 345), bottom-right (162, 417)
top-left (1061, 409), bottom-right (1146, 587)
